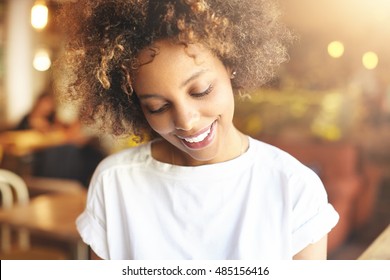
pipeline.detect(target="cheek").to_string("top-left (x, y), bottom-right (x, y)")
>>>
top-left (144, 114), bottom-right (173, 135)
top-left (212, 86), bottom-right (235, 117)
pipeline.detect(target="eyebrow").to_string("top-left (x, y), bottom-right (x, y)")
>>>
top-left (137, 93), bottom-right (164, 100)
top-left (180, 69), bottom-right (207, 88)
top-left (138, 69), bottom-right (208, 100)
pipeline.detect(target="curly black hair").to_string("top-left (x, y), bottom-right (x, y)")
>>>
top-left (55, 0), bottom-right (292, 139)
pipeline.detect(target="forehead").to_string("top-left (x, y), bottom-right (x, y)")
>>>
top-left (136, 40), bottom-right (209, 69)
top-left (134, 40), bottom-right (217, 90)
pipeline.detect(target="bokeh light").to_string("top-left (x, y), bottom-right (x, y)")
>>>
top-left (362, 51), bottom-right (379, 70)
top-left (31, 1), bottom-right (48, 30)
top-left (33, 49), bottom-right (51, 71)
top-left (327, 41), bottom-right (345, 58)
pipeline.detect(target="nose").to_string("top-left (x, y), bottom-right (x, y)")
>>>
top-left (173, 105), bottom-right (200, 131)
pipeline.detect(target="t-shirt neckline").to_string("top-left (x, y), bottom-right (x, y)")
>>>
top-left (142, 137), bottom-right (257, 179)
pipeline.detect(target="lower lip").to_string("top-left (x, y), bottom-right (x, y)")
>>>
top-left (180, 122), bottom-right (216, 150)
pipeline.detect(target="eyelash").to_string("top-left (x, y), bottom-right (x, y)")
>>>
top-left (148, 104), bottom-right (170, 114)
top-left (190, 84), bottom-right (213, 98)
top-left (147, 84), bottom-right (213, 114)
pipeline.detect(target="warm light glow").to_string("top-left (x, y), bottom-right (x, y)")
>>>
top-left (362, 51), bottom-right (379, 70)
top-left (31, 1), bottom-right (48, 30)
top-left (327, 41), bottom-right (344, 58)
top-left (310, 92), bottom-right (343, 141)
top-left (33, 49), bottom-right (51, 71)
top-left (244, 114), bottom-right (263, 135)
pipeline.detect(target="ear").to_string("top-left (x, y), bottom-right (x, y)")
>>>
top-left (226, 66), bottom-right (236, 79)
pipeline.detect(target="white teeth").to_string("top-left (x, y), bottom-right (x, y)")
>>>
top-left (180, 126), bottom-right (211, 143)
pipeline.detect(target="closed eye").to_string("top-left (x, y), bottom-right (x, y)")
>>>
top-left (146, 103), bottom-right (170, 114)
top-left (190, 84), bottom-right (213, 98)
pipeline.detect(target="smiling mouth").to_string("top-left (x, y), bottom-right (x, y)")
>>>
top-left (178, 126), bottom-right (211, 143)
top-left (177, 121), bottom-right (216, 149)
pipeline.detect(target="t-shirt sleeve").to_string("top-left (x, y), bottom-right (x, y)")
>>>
top-left (290, 164), bottom-right (339, 255)
top-left (76, 173), bottom-right (110, 260)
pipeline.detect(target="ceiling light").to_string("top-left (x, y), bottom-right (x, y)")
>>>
top-left (31, 1), bottom-right (48, 30)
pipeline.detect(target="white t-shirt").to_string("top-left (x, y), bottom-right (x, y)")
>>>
top-left (76, 137), bottom-right (339, 260)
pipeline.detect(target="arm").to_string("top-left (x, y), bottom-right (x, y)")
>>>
top-left (293, 235), bottom-right (328, 260)
top-left (90, 248), bottom-right (104, 260)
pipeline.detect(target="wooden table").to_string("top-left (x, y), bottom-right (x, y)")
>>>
top-left (0, 130), bottom-right (69, 157)
top-left (358, 224), bottom-right (390, 260)
top-left (0, 191), bottom-right (88, 259)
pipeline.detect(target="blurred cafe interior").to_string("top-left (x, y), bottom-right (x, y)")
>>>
top-left (0, 0), bottom-right (389, 260)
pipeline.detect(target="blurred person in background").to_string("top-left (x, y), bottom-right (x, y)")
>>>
top-left (14, 88), bottom-right (105, 187)
top-left (16, 91), bottom-right (59, 133)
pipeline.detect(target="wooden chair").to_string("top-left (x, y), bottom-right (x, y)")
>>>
top-left (0, 181), bottom-right (13, 252)
top-left (0, 169), bottom-right (29, 205)
top-left (0, 168), bottom-right (68, 259)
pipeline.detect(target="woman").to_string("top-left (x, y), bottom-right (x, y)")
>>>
top-left (57, 0), bottom-right (339, 259)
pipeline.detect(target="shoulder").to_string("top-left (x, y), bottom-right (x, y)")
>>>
top-left (253, 139), bottom-right (327, 205)
top-left (249, 138), bottom-right (323, 187)
top-left (93, 142), bottom-right (150, 177)
top-left (250, 138), bottom-right (309, 171)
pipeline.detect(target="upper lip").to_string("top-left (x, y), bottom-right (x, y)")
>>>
top-left (175, 121), bottom-right (214, 140)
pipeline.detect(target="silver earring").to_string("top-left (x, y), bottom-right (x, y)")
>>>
top-left (230, 71), bottom-right (237, 79)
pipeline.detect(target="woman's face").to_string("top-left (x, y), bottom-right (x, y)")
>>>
top-left (134, 40), bottom-right (239, 165)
